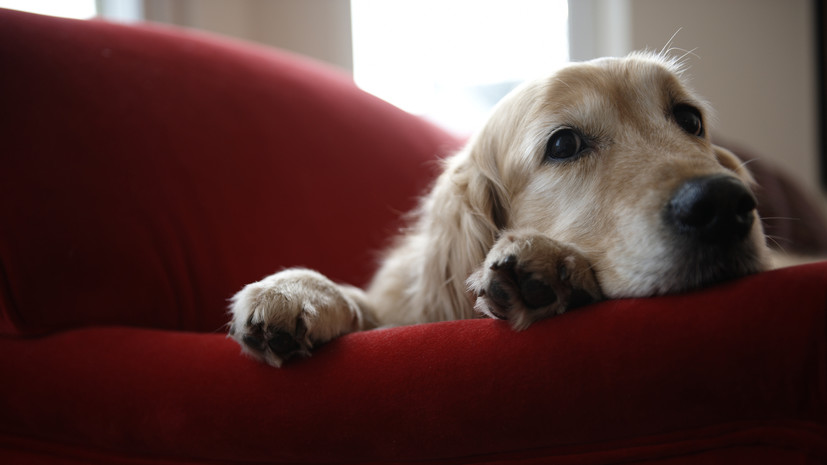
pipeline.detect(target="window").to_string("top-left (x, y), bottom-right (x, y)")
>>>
top-left (0, 0), bottom-right (96, 19)
top-left (351, 0), bottom-right (569, 134)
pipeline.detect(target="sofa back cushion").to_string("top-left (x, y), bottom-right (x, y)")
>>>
top-left (0, 9), bottom-right (461, 335)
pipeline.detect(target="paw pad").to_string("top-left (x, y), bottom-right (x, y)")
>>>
top-left (519, 276), bottom-right (557, 309)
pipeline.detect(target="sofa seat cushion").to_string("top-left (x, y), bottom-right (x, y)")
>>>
top-left (2, 262), bottom-right (826, 464)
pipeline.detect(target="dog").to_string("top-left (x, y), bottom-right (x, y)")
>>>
top-left (228, 52), bottom-right (773, 367)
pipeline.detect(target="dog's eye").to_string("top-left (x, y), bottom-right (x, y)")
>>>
top-left (673, 105), bottom-right (704, 137)
top-left (545, 129), bottom-right (585, 160)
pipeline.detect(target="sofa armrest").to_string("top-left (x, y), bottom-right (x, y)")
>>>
top-left (0, 9), bottom-right (461, 335)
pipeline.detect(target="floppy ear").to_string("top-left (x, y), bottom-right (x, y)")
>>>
top-left (455, 146), bottom-right (510, 230)
top-left (441, 143), bottom-right (509, 242)
top-left (405, 144), bottom-right (509, 314)
top-left (367, 134), bottom-right (512, 320)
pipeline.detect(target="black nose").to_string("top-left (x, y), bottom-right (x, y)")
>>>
top-left (665, 175), bottom-right (757, 244)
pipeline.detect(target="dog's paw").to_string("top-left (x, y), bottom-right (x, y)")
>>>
top-left (468, 234), bottom-right (603, 330)
top-left (228, 268), bottom-right (364, 367)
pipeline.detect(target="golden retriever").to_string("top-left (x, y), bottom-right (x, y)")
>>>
top-left (228, 52), bottom-right (771, 367)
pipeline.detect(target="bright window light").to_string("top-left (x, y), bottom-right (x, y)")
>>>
top-left (0, 0), bottom-right (96, 19)
top-left (351, 0), bottom-right (569, 134)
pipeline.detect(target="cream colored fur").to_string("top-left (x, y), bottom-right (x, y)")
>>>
top-left (229, 53), bottom-right (773, 367)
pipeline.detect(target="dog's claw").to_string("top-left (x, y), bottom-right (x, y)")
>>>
top-left (491, 254), bottom-right (518, 271)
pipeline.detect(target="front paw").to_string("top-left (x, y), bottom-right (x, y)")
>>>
top-left (228, 269), bottom-right (362, 367)
top-left (468, 234), bottom-right (602, 330)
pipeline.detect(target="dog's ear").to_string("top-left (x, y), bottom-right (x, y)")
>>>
top-left (460, 159), bottom-right (509, 231)
top-left (419, 147), bottom-right (508, 288)
top-left (450, 145), bottom-right (510, 234)
top-left (489, 188), bottom-right (508, 230)
top-left (385, 145), bottom-right (510, 318)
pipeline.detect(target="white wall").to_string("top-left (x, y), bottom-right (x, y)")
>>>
top-left (572, 0), bottom-right (820, 195)
top-left (143, 0), bottom-right (353, 71)
top-left (142, 0), bottom-right (822, 196)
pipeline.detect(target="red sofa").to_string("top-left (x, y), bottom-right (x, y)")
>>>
top-left (2, 8), bottom-right (827, 464)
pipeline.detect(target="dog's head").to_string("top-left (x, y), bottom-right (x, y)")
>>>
top-left (467, 53), bottom-right (770, 298)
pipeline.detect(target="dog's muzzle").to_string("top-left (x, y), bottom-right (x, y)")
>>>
top-left (664, 174), bottom-right (757, 245)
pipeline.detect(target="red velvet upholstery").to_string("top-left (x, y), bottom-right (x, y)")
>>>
top-left (1, 9), bottom-right (827, 464)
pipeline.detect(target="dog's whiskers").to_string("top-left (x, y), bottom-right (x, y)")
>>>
top-left (658, 29), bottom-right (699, 73)
top-left (660, 29), bottom-right (683, 56)
top-left (761, 216), bottom-right (801, 222)
top-left (669, 47), bottom-right (699, 67)
top-left (738, 158), bottom-right (759, 169)
top-left (764, 234), bottom-right (790, 253)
